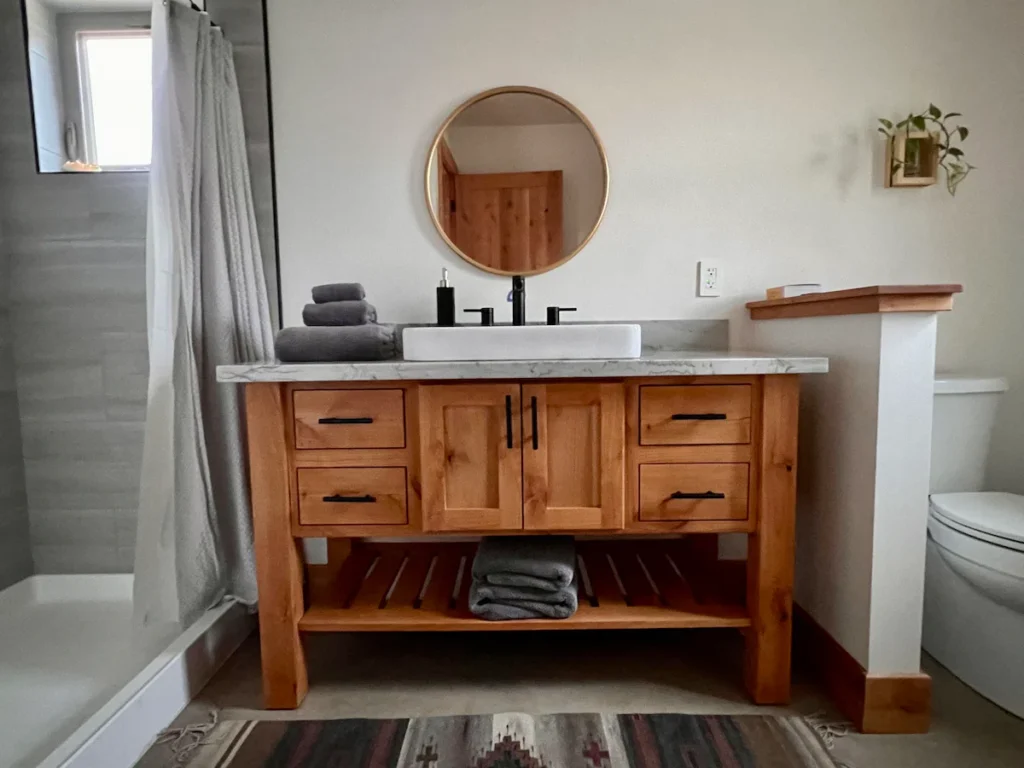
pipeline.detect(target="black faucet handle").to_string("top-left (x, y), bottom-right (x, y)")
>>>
top-left (546, 307), bottom-right (577, 326)
top-left (463, 308), bottom-right (495, 326)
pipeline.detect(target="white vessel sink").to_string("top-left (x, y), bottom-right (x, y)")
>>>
top-left (403, 324), bottom-right (642, 362)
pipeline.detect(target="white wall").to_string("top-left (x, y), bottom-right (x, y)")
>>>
top-left (753, 315), bottom-right (879, 668)
top-left (267, 0), bottom-right (1024, 488)
top-left (752, 313), bottom-right (937, 674)
top-left (868, 313), bottom-right (937, 674)
top-left (445, 123), bottom-right (604, 254)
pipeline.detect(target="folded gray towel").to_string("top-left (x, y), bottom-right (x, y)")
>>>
top-left (302, 300), bottom-right (377, 327)
top-left (274, 324), bottom-right (396, 363)
top-left (469, 575), bottom-right (578, 620)
top-left (311, 283), bottom-right (366, 303)
top-left (472, 535), bottom-right (575, 593)
top-left (471, 581), bottom-right (577, 605)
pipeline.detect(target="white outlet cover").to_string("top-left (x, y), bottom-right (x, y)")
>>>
top-left (699, 260), bottom-right (721, 297)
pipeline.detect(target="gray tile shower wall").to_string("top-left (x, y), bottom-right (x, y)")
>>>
top-left (0, 218), bottom-right (34, 590)
top-left (0, 0), bottom-right (278, 573)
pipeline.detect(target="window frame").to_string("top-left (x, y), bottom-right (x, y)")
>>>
top-left (75, 27), bottom-right (153, 171)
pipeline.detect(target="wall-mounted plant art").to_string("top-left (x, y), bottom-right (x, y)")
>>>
top-left (878, 105), bottom-right (973, 195)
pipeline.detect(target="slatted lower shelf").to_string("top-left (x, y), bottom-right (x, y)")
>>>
top-left (300, 539), bottom-right (749, 632)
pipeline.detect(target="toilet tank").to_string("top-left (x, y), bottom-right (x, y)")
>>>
top-left (931, 375), bottom-right (1009, 493)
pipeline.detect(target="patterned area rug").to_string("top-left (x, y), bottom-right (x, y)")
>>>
top-left (142, 713), bottom-right (839, 767)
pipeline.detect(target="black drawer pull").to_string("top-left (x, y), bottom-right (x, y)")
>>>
top-left (505, 395), bottom-right (513, 449)
top-left (531, 396), bottom-right (539, 450)
top-left (318, 417), bottom-right (374, 425)
top-left (671, 413), bottom-right (727, 421)
top-left (670, 491), bottom-right (726, 500)
top-left (323, 494), bottom-right (376, 503)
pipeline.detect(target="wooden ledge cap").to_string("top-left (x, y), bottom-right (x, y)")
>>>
top-left (747, 284), bottom-right (963, 320)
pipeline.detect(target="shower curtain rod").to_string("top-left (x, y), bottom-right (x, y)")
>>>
top-left (162, 0), bottom-right (221, 30)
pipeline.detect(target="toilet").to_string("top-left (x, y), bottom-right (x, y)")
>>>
top-left (923, 375), bottom-right (1024, 718)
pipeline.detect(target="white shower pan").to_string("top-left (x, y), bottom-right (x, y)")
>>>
top-left (0, 575), bottom-right (252, 768)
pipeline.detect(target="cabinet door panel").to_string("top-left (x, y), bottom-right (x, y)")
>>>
top-left (523, 383), bottom-right (625, 530)
top-left (420, 384), bottom-right (523, 531)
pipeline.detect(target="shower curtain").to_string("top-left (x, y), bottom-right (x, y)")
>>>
top-left (135, 0), bottom-right (274, 630)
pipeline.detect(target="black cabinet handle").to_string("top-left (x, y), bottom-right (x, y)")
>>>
top-left (671, 413), bottom-right (727, 421)
top-left (505, 395), bottom-right (513, 449)
top-left (531, 396), bottom-right (539, 450)
top-left (670, 491), bottom-right (726, 500)
top-left (318, 417), bottom-right (374, 425)
top-left (323, 494), bottom-right (376, 503)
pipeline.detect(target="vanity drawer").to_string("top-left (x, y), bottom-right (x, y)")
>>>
top-left (297, 467), bottom-right (408, 526)
top-left (638, 463), bottom-right (748, 521)
top-left (639, 385), bottom-right (751, 445)
top-left (293, 389), bottom-right (405, 450)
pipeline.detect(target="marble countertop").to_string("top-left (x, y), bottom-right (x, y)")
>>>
top-left (216, 349), bottom-right (829, 383)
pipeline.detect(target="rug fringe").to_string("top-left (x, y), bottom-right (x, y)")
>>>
top-left (804, 711), bottom-right (856, 767)
top-left (156, 709), bottom-right (219, 764)
top-left (804, 710), bottom-right (852, 750)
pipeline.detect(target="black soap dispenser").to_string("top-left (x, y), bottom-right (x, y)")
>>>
top-left (436, 268), bottom-right (455, 326)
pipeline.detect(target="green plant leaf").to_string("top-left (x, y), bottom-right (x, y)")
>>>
top-left (947, 147), bottom-right (964, 157)
top-left (896, 119), bottom-right (908, 129)
top-left (929, 104), bottom-right (942, 119)
top-left (944, 112), bottom-right (962, 119)
top-left (911, 116), bottom-right (927, 130)
top-left (878, 118), bottom-right (893, 129)
top-left (877, 127), bottom-right (889, 135)
top-left (958, 126), bottom-right (969, 140)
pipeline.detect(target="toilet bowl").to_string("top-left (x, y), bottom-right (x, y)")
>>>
top-left (923, 375), bottom-right (1024, 718)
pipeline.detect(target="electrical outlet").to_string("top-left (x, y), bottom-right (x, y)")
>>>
top-left (698, 260), bottom-right (721, 297)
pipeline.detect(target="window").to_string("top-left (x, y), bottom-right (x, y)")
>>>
top-left (77, 31), bottom-right (152, 169)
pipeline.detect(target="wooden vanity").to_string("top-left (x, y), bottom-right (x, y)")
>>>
top-left (225, 354), bottom-right (826, 710)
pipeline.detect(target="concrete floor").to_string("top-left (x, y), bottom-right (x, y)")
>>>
top-left (164, 628), bottom-right (1024, 767)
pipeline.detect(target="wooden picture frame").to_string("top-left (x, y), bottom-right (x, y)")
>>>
top-left (885, 130), bottom-right (939, 188)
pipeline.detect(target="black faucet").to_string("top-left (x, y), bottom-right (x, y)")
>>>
top-left (511, 276), bottom-right (526, 326)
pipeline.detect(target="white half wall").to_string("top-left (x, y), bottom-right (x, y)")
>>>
top-left (751, 312), bottom-right (938, 674)
top-left (265, 0), bottom-right (1024, 488)
top-left (752, 315), bottom-right (880, 668)
top-left (868, 313), bottom-right (937, 674)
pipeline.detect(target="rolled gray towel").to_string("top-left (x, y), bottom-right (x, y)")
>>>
top-left (472, 535), bottom-right (575, 592)
top-left (274, 324), bottom-right (396, 363)
top-left (302, 300), bottom-right (377, 327)
top-left (311, 283), bottom-right (365, 303)
top-left (469, 575), bottom-right (578, 620)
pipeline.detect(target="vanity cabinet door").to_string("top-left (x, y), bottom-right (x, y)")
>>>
top-left (419, 384), bottom-right (523, 531)
top-left (522, 383), bottom-right (625, 531)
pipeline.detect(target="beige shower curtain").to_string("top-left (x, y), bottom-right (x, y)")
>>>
top-left (135, 0), bottom-right (274, 630)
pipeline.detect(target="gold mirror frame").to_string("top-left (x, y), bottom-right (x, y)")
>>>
top-left (424, 85), bottom-right (610, 277)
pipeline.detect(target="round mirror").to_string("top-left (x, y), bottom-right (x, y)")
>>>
top-left (425, 86), bottom-right (608, 276)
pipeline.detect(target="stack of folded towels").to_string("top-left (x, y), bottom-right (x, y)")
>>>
top-left (274, 282), bottom-right (397, 363)
top-left (469, 536), bottom-right (578, 621)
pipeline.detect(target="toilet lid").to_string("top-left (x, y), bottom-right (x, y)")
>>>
top-left (930, 492), bottom-right (1024, 545)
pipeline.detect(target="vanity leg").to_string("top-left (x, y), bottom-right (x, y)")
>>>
top-left (745, 375), bottom-right (799, 705)
top-left (245, 382), bottom-right (308, 709)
